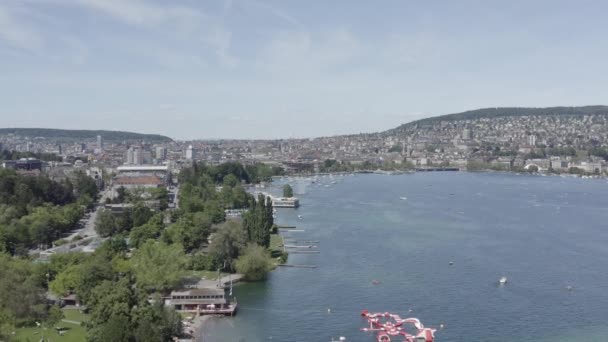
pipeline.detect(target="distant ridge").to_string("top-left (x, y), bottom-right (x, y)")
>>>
top-left (0, 128), bottom-right (173, 142)
top-left (388, 105), bottom-right (608, 133)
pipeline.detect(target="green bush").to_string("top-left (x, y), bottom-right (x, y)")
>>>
top-left (234, 244), bottom-right (272, 281)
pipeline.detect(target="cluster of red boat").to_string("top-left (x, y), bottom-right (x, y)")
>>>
top-left (360, 310), bottom-right (436, 342)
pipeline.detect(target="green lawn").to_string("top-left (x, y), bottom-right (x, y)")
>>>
top-left (269, 234), bottom-right (287, 267)
top-left (187, 270), bottom-right (219, 280)
top-left (62, 309), bottom-right (89, 323)
top-left (12, 309), bottom-right (88, 342)
top-left (269, 234), bottom-right (283, 253)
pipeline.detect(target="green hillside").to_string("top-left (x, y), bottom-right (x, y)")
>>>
top-left (389, 105), bottom-right (608, 132)
top-left (0, 128), bottom-right (173, 142)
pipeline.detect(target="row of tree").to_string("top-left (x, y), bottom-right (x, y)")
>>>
top-left (0, 149), bottom-right (63, 162)
top-left (0, 170), bottom-right (98, 255)
top-left (179, 161), bottom-right (283, 186)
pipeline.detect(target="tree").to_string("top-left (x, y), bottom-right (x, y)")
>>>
top-left (131, 301), bottom-right (182, 342)
top-left (235, 244), bottom-right (273, 281)
top-left (132, 205), bottom-right (153, 228)
top-left (86, 278), bottom-right (138, 342)
top-left (44, 305), bottom-right (64, 328)
top-left (282, 184), bottom-right (294, 198)
top-left (130, 221), bottom-right (162, 249)
top-left (0, 253), bottom-right (47, 326)
top-left (95, 209), bottom-right (116, 237)
top-left (243, 195), bottom-right (273, 248)
top-left (162, 214), bottom-right (210, 252)
top-left (115, 186), bottom-right (128, 203)
top-left (88, 314), bottom-right (131, 342)
top-left (131, 241), bottom-right (185, 291)
top-left (208, 220), bottom-right (247, 270)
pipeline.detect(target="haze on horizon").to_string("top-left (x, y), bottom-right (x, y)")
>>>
top-left (1, 0), bottom-right (607, 140)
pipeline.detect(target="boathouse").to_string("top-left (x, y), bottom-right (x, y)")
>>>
top-left (168, 288), bottom-right (237, 316)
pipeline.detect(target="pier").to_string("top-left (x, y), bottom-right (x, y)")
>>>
top-left (284, 245), bottom-right (317, 248)
top-left (278, 264), bottom-right (317, 268)
top-left (415, 167), bottom-right (460, 172)
top-left (284, 240), bottom-right (319, 244)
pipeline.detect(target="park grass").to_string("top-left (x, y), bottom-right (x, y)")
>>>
top-left (187, 270), bottom-right (219, 280)
top-left (269, 233), bottom-right (287, 267)
top-left (269, 234), bottom-right (283, 254)
top-left (13, 309), bottom-right (88, 342)
top-left (62, 309), bottom-right (89, 323)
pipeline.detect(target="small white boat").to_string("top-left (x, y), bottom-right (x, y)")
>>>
top-left (298, 215), bottom-right (303, 220)
top-left (499, 276), bottom-right (508, 285)
top-left (399, 196), bottom-right (407, 200)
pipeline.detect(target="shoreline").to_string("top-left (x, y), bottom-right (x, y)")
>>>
top-left (272, 168), bottom-right (607, 180)
top-left (192, 315), bottom-right (214, 342)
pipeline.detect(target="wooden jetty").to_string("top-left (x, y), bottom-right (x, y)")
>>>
top-left (289, 250), bottom-right (320, 254)
top-left (279, 229), bottom-right (305, 232)
top-left (283, 240), bottom-right (320, 244)
top-left (278, 264), bottom-right (317, 268)
top-left (284, 244), bottom-right (317, 249)
top-left (277, 225), bottom-right (297, 229)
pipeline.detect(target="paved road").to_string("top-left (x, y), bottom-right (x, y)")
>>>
top-left (30, 190), bottom-right (111, 257)
top-left (66, 189), bottom-right (111, 241)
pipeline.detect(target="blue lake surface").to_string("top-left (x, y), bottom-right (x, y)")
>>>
top-left (202, 172), bottom-right (608, 342)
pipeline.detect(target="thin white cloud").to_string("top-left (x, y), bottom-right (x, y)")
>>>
top-left (202, 27), bottom-right (239, 68)
top-left (244, 0), bottom-right (303, 28)
top-left (66, 0), bottom-right (204, 29)
top-left (0, 6), bottom-right (43, 51)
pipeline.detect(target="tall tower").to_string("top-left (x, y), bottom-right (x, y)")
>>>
top-left (186, 145), bottom-right (196, 160)
top-left (97, 135), bottom-right (104, 152)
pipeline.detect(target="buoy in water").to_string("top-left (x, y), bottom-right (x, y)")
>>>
top-left (449, 261), bottom-right (454, 266)
top-left (372, 280), bottom-right (380, 285)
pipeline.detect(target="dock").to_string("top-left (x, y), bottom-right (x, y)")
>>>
top-left (284, 245), bottom-right (317, 248)
top-left (279, 229), bottom-right (305, 232)
top-left (278, 264), bottom-right (317, 268)
top-left (289, 250), bottom-right (320, 254)
top-left (284, 240), bottom-right (319, 244)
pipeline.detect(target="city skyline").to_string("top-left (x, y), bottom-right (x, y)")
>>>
top-left (2, 0), bottom-right (608, 139)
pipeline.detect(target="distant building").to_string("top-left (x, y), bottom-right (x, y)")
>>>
top-left (156, 146), bottom-right (167, 161)
top-left (186, 145), bottom-right (196, 160)
top-left (2, 158), bottom-right (42, 171)
top-left (528, 135), bottom-right (537, 147)
top-left (111, 175), bottom-right (164, 198)
top-left (550, 159), bottom-right (568, 171)
top-left (125, 147), bottom-right (145, 165)
top-left (462, 128), bottom-right (472, 140)
top-left (97, 135), bottom-right (104, 152)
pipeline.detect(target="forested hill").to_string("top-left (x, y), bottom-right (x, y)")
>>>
top-left (0, 128), bottom-right (173, 142)
top-left (387, 105), bottom-right (608, 132)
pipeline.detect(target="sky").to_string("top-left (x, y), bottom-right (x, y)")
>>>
top-left (1, 0), bottom-right (607, 140)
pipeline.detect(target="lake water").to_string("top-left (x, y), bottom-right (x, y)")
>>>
top-left (202, 172), bottom-right (608, 342)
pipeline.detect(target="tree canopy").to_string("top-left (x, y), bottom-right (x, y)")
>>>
top-left (283, 184), bottom-right (294, 198)
top-left (235, 244), bottom-right (273, 281)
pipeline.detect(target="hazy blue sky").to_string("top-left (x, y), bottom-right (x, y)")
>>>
top-left (1, 0), bottom-right (607, 139)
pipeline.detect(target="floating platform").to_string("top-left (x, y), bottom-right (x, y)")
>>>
top-left (278, 264), bottom-right (317, 268)
top-left (284, 240), bottom-right (320, 244)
